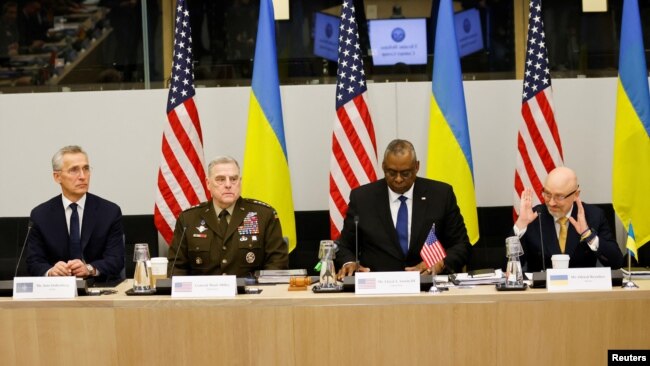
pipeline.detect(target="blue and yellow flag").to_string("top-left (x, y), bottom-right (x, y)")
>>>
top-left (613, 0), bottom-right (650, 248)
top-left (426, 0), bottom-right (479, 244)
top-left (243, 0), bottom-right (296, 251)
top-left (626, 223), bottom-right (638, 259)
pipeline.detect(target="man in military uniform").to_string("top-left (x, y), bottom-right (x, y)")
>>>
top-left (167, 156), bottom-right (288, 277)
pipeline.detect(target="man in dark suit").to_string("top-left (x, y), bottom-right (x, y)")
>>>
top-left (336, 139), bottom-right (470, 279)
top-left (26, 145), bottom-right (125, 280)
top-left (515, 167), bottom-right (623, 272)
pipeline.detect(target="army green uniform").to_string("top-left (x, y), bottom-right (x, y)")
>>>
top-left (168, 197), bottom-right (288, 277)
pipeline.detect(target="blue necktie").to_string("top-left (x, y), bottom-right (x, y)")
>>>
top-left (396, 196), bottom-right (408, 256)
top-left (69, 203), bottom-right (82, 259)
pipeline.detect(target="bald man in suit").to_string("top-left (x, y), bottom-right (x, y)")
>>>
top-left (514, 167), bottom-right (623, 271)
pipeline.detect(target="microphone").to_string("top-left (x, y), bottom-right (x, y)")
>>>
top-left (1, 221), bottom-right (33, 296)
top-left (14, 220), bottom-right (33, 278)
top-left (354, 215), bottom-right (359, 271)
top-left (532, 205), bottom-right (547, 288)
top-left (155, 226), bottom-right (187, 295)
top-left (169, 226), bottom-right (187, 277)
top-left (534, 206), bottom-right (546, 272)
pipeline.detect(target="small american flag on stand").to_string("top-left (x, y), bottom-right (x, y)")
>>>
top-left (420, 224), bottom-right (447, 268)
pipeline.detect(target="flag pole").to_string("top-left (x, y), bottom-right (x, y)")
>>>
top-left (428, 266), bottom-right (442, 294)
top-left (622, 252), bottom-right (638, 289)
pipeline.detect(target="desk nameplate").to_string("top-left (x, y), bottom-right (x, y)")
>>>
top-left (13, 276), bottom-right (77, 299)
top-left (354, 271), bottom-right (420, 295)
top-left (171, 275), bottom-right (237, 298)
top-left (546, 268), bottom-right (612, 292)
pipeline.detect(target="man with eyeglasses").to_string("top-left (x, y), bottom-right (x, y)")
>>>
top-left (336, 139), bottom-right (470, 279)
top-left (514, 166), bottom-right (623, 271)
top-left (167, 156), bottom-right (288, 277)
top-left (26, 145), bottom-right (125, 281)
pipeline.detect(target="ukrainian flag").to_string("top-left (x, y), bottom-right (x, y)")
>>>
top-left (613, 0), bottom-right (650, 248)
top-left (426, 0), bottom-right (479, 244)
top-left (243, 0), bottom-right (296, 251)
top-left (626, 223), bottom-right (638, 259)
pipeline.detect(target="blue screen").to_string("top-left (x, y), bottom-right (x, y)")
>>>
top-left (313, 12), bottom-right (340, 62)
top-left (368, 18), bottom-right (428, 66)
top-left (454, 8), bottom-right (484, 57)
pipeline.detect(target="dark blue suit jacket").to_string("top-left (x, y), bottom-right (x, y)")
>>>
top-left (518, 203), bottom-right (623, 272)
top-left (336, 178), bottom-right (470, 273)
top-left (26, 193), bottom-right (125, 280)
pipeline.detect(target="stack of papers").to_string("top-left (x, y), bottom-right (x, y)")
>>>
top-left (255, 269), bottom-right (308, 283)
top-left (449, 269), bottom-right (505, 285)
top-left (621, 267), bottom-right (650, 279)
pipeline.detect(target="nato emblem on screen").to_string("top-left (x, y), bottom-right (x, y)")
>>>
top-left (391, 27), bottom-right (406, 43)
top-left (313, 12), bottom-right (340, 62)
top-left (369, 18), bottom-right (427, 66)
top-left (454, 8), bottom-right (484, 57)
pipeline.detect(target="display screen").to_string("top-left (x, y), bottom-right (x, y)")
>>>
top-left (454, 8), bottom-right (484, 57)
top-left (368, 18), bottom-right (428, 66)
top-left (313, 12), bottom-right (340, 62)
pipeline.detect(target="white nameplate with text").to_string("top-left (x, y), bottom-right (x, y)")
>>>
top-left (355, 272), bottom-right (420, 295)
top-left (546, 267), bottom-right (612, 292)
top-left (13, 276), bottom-right (77, 299)
top-left (171, 275), bottom-right (237, 298)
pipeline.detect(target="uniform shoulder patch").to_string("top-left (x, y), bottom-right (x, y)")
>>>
top-left (244, 198), bottom-right (273, 209)
top-left (183, 201), bottom-right (209, 213)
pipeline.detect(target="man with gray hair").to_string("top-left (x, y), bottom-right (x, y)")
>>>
top-left (168, 156), bottom-right (288, 277)
top-left (26, 145), bottom-right (125, 281)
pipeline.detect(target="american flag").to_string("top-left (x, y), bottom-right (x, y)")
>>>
top-left (357, 278), bottom-right (377, 290)
top-left (154, 0), bottom-right (209, 244)
top-left (329, 0), bottom-right (378, 239)
top-left (420, 224), bottom-right (447, 268)
top-left (514, 0), bottom-right (564, 217)
top-left (174, 281), bottom-right (193, 292)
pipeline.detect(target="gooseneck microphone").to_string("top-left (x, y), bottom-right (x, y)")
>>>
top-left (354, 215), bottom-right (359, 272)
top-left (155, 226), bottom-right (188, 295)
top-left (535, 206), bottom-right (546, 272)
top-left (169, 226), bottom-right (187, 277)
top-left (14, 221), bottom-right (33, 278)
top-left (531, 206), bottom-right (548, 288)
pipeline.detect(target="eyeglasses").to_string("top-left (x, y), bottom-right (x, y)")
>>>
top-left (56, 166), bottom-right (92, 177)
top-left (212, 175), bottom-right (240, 186)
top-left (384, 169), bottom-right (416, 180)
top-left (541, 187), bottom-right (578, 202)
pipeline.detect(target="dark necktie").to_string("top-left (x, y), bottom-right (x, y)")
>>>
top-left (69, 203), bottom-right (82, 259)
top-left (396, 196), bottom-right (408, 256)
top-left (218, 210), bottom-right (230, 239)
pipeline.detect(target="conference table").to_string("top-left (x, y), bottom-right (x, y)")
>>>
top-left (1, 278), bottom-right (648, 366)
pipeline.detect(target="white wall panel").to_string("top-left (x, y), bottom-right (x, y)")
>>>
top-left (0, 77), bottom-right (619, 216)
